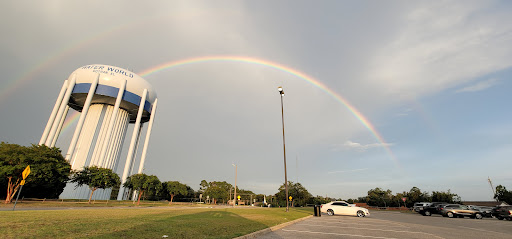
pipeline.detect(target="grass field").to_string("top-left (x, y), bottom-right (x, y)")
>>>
top-left (0, 199), bottom-right (187, 208)
top-left (0, 204), bottom-right (311, 239)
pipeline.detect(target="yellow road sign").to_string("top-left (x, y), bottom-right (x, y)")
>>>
top-left (289, 196), bottom-right (292, 201)
top-left (237, 195), bottom-right (241, 200)
top-left (22, 165), bottom-right (30, 179)
top-left (20, 180), bottom-right (26, 185)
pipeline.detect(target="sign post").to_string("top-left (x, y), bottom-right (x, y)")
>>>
top-left (13, 166), bottom-right (30, 211)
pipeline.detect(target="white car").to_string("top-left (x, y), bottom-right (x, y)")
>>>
top-left (321, 201), bottom-right (370, 217)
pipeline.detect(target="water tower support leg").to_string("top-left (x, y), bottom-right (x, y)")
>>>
top-left (66, 74), bottom-right (99, 164)
top-left (40, 80), bottom-right (68, 145)
top-left (138, 98), bottom-right (158, 174)
top-left (50, 105), bottom-right (69, 147)
top-left (46, 75), bottom-right (76, 146)
top-left (118, 89), bottom-right (147, 200)
top-left (98, 79), bottom-right (127, 167)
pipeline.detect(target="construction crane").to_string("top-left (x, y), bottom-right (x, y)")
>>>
top-left (488, 177), bottom-right (497, 201)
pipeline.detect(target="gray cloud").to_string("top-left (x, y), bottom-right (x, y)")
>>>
top-left (328, 168), bottom-right (369, 174)
top-left (363, 1), bottom-right (512, 102)
top-left (455, 78), bottom-right (500, 93)
top-left (1, 1), bottom-right (511, 200)
top-left (333, 141), bottom-right (394, 152)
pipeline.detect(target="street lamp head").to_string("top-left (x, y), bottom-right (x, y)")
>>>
top-left (277, 86), bottom-right (285, 96)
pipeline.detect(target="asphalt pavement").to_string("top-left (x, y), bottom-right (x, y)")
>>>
top-left (254, 210), bottom-right (512, 239)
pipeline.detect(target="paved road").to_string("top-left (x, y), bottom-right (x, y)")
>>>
top-left (256, 211), bottom-right (512, 239)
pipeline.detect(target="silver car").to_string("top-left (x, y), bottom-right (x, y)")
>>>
top-left (440, 204), bottom-right (483, 219)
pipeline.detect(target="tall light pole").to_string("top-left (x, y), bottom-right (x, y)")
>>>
top-left (277, 86), bottom-right (289, 212)
top-left (232, 164), bottom-right (237, 206)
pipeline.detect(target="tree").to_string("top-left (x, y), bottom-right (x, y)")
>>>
top-left (200, 180), bottom-right (233, 204)
top-left (0, 143), bottom-right (71, 203)
top-left (431, 190), bottom-right (460, 204)
top-left (366, 187), bottom-right (393, 207)
top-left (169, 185), bottom-right (196, 202)
top-left (70, 166), bottom-right (120, 204)
top-left (392, 192), bottom-right (406, 207)
top-left (403, 187), bottom-right (430, 207)
top-left (163, 181), bottom-right (188, 205)
top-left (307, 195), bottom-right (331, 205)
top-left (236, 189), bottom-right (255, 205)
top-left (199, 180), bottom-right (208, 192)
top-left (123, 174), bottom-right (162, 205)
top-left (275, 181), bottom-right (312, 207)
top-left (495, 185), bottom-right (512, 204)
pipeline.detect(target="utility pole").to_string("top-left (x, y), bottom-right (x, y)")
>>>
top-left (232, 164), bottom-right (237, 206)
top-left (296, 156), bottom-right (298, 184)
top-left (277, 86), bottom-right (289, 212)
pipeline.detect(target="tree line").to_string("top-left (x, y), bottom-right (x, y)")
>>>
top-left (348, 187), bottom-right (462, 207)
top-left (0, 142), bottom-right (193, 204)
top-left (0, 142), bottom-right (329, 206)
top-left (2, 142), bottom-right (512, 206)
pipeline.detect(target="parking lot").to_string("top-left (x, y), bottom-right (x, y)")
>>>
top-left (255, 211), bottom-right (512, 239)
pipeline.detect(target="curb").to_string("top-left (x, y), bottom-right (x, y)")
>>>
top-left (234, 215), bottom-right (314, 239)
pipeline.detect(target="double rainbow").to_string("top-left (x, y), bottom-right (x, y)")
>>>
top-left (9, 54), bottom-right (398, 167)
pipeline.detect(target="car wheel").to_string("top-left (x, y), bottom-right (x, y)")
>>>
top-left (357, 210), bottom-right (365, 217)
top-left (475, 213), bottom-right (483, 219)
top-left (447, 212), bottom-right (454, 218)
top-left (506, 217), bottom-right (512, 221)
top-left (424, 211), bottom-right (431, 216)
top-left (498, 216), bottom-right (504, 220)
top-left (327, 209), bottom-right (334, 216)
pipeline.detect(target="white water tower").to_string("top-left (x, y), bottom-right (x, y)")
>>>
top-left (39, 64), bottom-right (158, 200)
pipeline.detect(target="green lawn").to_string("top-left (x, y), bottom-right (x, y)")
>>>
top-left (0, 199), bottom-right (189, 208)
top-left (0, 206), bottom-right (311, 239)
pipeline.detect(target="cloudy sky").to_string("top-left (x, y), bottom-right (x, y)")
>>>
top-left (1, 0), bottom-right (512, 201)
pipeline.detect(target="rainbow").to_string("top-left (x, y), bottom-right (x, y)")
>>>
top-left (0, 12), bottom-right (233, 104)
top-left (0, 15), bottom-right (155, 105)
top-left (138, 56), bottom-right (399, 167)
top-left (61, 110), bottom-right (80, 133)
top-left (0, 29), bottom-right (120, 104)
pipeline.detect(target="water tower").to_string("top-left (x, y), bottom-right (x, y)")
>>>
top-left (39, 64), bottom-right (158, 200)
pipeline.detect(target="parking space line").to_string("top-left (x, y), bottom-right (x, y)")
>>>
top-left (356, 217), bottom-right (410, 227)
top-left (308, 220), bottom-right (409, 228)
top-left (462, 220), bottom-right (512, 226)
top-left (281, 229), bottom-right (399, 239)
top-left (297, 224), bottom-right (445, 239)
top-left (303, 222), bottom-right (408, 229)
top-left (457, 226), bottom-right (511, 236)
top-left (319, 217), bottom-right (409, 227)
